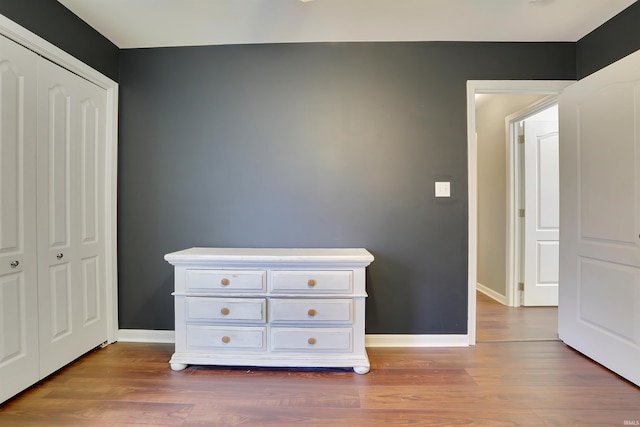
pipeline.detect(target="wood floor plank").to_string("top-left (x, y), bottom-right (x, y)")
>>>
top-left (0, 399), bottom-right (192, 426)
top-left (184, 405), bottom-right (547, 426)
top-left (466, 366), bottom-right (630, 387)
top-left (40, 376), bottom-right (362, 408)
top-left (476, 291), bottom-right (558, 342)
top-left (534, 409), bottom-right (640, 426)
top-left (360, 384), bottom-right (640, 411)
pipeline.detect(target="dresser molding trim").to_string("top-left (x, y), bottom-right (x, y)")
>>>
top-left (118, 329), bottom-right (470, 347)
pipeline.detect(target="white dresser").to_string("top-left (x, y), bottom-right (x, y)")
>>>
top-left (164, 248), bottom-right (374, 374)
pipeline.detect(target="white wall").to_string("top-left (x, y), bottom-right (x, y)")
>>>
top-left (476, 94), bottom-right (545, 301)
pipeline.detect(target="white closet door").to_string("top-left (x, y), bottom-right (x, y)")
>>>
top-left (37, 57), bottom-right (107, 377)
top-left (0, 35), bottom-right (39, 403)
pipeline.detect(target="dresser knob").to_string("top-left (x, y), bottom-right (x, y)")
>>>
top-left (221, 336), bottom-right (230, 344)
top-left (10, 260), bottom-right (19, 268)
top-left (56, 253), bottom-right (64, 260)
top-left (307, 279), bottom-right (316, 287)
top-left (308, 337), bottom-right (317, 345)
top-left (221, 278), bottom-right (230, 286)
top-left (307, 309), bottom-right (317, 317)
top-left (220, 307), bottom-right (230, 315)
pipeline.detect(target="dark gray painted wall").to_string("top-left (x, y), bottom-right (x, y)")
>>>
top-left (118, 42), bottom-right (575, 332)
top-left (0, 0), bottom-right (119, 81)
top-left (577, 2), bottom-right (640, 79)
top-left (6, 0), bottom-right (636, 335)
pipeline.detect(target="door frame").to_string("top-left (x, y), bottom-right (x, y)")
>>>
top-left (0, 15), bottom-right (119, 344)
top-left (467, 80), bottom-right (572, 345)
top-left (505, 96), bottom-right (559, 307)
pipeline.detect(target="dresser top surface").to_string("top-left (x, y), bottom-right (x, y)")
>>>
top-left (165, 247), bottom-right (374, 266)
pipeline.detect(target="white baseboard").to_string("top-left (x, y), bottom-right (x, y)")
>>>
top-left (117, 329), bottom-right (175, 343)
top-left (477, 282), bottom-right (508, 305)
top-left (117, 329), bottom-right (470, 347)
top-left (365, 334), bottom-right (469, 347)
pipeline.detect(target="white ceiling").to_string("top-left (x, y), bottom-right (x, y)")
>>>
top-left (57, 0), bottom-right (636, 49)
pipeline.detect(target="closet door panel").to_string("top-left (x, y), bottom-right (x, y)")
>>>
top-left (47, 86), bottom-right (71, 249)
top-left (37, 59), bottom-right (77, 377)
top-left (76, 79), bottom-right (107, 341)
top-left (80, 99), bottom-right (99, 245)
top-left (46, 83), bottom-right (73, 342)
top-left (81, 256), bottom-right (99, 324)
top-left (0, 35), bottom-right (38, 404)
top-left (49, 264), bottom-right (72, 340)
top-left (37, 58), bottom-right (107, 377)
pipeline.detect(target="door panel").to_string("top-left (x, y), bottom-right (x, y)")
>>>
top-left (38, 61), bottom-right (77, 376)
top-left (48, 86), bottom-right (71, 249)
top-left (579, 88), bottom-right (636, 244)
top-left (0, 34), bottom-right (38, 404)
top-left (0, 274), bottom-right (27, 360)
top-left (559, 49), bottom-right (640, 386)
top-left (76, 79), bottom-right (107, 345)
top-left (524, 116), bottom-right (559, 306)
top-left (81, 256), bottom-right (100, 325)
top-left (579, 259), bottom-right (637, 342)
top-left (0, 65), bottom-right (20, 251)
top-left (49, 264), bottom-right (72, 341)
top-left (81, 100), bottom-right (99, 244)
top-left (37, 58), bottom-right (107, 377)
top-left (537, 241), bottom-right (559, 283)
top-left (537, 133), bottom-right (560, 229)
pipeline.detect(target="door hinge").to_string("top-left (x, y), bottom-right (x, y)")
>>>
top-left (519, 209), bottom-right (525, 218)
top-left (518, 282), bottom-right (524, 291)
top-left (518, 134), bottom-right (525, 144)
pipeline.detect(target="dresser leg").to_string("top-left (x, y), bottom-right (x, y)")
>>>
top-left (170, 363), bottom-right (188, 371)
top-left (353, 365), bottom-right (370, 374)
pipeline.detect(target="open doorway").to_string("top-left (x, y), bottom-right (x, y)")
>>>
top-left (475, 94), bottom-right (559, 342)
top-left (465, 80), bottom-right (573, 345)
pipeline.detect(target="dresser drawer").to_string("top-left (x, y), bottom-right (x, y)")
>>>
top-left (186, 297), bottom-right (266, 322)
top-left (187, 325), bottom-right (266, 351)
top-left (269, 299), bottom-right (353, 323)
top-left (186, 270), bottom-right (266, 293)
top-left (271, 327), bottom-right (352, 352)
top-left (270, 271), bottom-right (352, 293)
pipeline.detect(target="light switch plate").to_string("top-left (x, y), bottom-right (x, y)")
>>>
top-left (435, 181), bottom-right (450, 197)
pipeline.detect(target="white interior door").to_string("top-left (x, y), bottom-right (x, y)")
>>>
top-left (559, 50), bottom-right (640, 386)
top-left (37, 57), bottom-right (108, 377)
top-left (0, 34), bottom-right (39, 403)
top-left (523, 109), bottom-right (559, 306)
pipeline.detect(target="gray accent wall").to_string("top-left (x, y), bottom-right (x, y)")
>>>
top-left (4, 0), bottom-right (639, 336)
top-left (118, 42), bottom-right (575, 332)
top-left (0, 0), bottom-right (119, 81)
top-left (577, 1), bottom-right (640, 79)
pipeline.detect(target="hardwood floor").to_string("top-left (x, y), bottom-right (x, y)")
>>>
top-left (1, 298), bottom-right (638, 426)
top-left (476, 291), bottom-right (558, 342)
